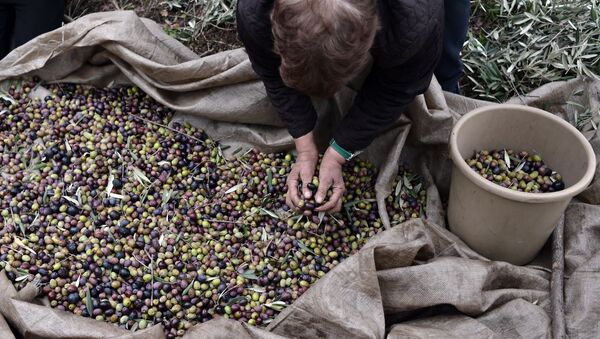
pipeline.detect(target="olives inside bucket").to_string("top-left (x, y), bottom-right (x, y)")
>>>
top-left (448, 104), bottom-right (596, 265)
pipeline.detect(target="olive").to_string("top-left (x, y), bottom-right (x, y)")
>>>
top-left (67, 242), bottom-right (78, 254)
top-left (0, 81), bottom-right (427, 336)
top-left (552, 180), bottom-right (565, 191)
top-left (67, 206), bottom-right (78, 216)
top-left (67, 292), bottom-right (81, 304)
top-left (465, 149), bottom-right (564, 194)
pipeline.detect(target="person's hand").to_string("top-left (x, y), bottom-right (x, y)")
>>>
top-left (286, 132), bottom-right (319, 210)
top-left (315, 147), bottom-right (346, 212)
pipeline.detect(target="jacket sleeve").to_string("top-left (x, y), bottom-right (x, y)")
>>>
top-left (333, 30), bottom-right (442, 153)
top-left (236, 11), bottom-right (317, 139)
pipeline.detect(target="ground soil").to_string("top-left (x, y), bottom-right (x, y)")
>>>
top-left (64, 0), bottom-right (242, 56)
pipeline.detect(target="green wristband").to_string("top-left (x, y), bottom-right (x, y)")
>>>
top-left (329, 139), bottom-right (354, 161)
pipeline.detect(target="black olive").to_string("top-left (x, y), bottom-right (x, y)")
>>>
top-left (67, 292), bottom-right (80, 304)
top-left (552, 180), bottom-right (565, 191)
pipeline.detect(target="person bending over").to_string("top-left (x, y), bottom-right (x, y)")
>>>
top-left (236, 0), bottom-right (443, 212)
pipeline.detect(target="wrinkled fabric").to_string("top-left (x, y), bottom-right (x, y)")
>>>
top-left (0, 11), bottom-right (598, 339)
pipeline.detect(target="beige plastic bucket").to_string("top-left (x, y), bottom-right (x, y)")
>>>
top-left (448, 104), bottom-right (596, 265)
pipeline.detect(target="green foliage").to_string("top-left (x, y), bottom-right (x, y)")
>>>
top-left (65, 0), bottom-right (240, 55)
top-left (463, 0), bottom-right (600, 102)
top-left (200, 0), bottom-right (237, 27)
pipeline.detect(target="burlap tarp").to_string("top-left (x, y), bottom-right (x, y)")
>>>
top-left (0, 11), bottom-right (599, 338)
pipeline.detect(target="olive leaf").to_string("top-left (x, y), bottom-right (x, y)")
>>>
top-left (130, 322), bottom-right (139, 332)
top-left (265, 301), bottom-right (288, 312)
top-left (29, 159), bottom-right (46, 172)
top-left (15, 267), bottom-right (29, 275)
top-left (344, 206), bottom-right (353, 223)
top-left (86, 287), bottom-right (93, 317)
top-left (13, 237), bottom-right (36, 255)
top-left (260, 228), bottom-right (269, 242)
top-left (247, 286), bottom-right (266, 293)
top-left (343, 199), bottom-right (376, 209)
top-left (106, 172), bottom-right (115, 195)
top-left (64, 138), bottom-right (72, 152)
top-left (226, 296), bottom-right (248, 306)
top-left (83, 131), bottom-right (95, 141)
top-left (161, 190), bottom-right (176, 207)
top-left (514, 160), bottom-right (526, 172)
top-left (41, 187), bottom-right (50, 204)
top-left (225, 183), bottom-right (244, 195)
top-left (153, 276), bottom-right (175, 284)
top-left (297, 240), bottom-right (316, 256)
top-left (503, 149), bottom-right (511, 168)
top-left (403, 174), bottom-right (413, 190)
top-left (109, 193), bottom-right (125, 200)
top-left (30, 214), bottom-right (40, 227)
top-left (231, 147), bottom-right (244, 156)
top-left (267, 168), bottom-right (273, 192)
top-left (15, 274), bottom-right (29, 282)
top-left (0, 90), bottom-right (16, 105)
top-left (317, 211), bottom-right (325, 226)
top-left (239, 269), bottom-right (259, 280)
top-left (259, 208), bottom-right (279, 220)
top-left (131, 166), bottom-right (151, 186)
top-left (394, 177), bottom-right (403, 197)
top-left (63, 195), bottom-right (80, 206)
top-left (10, 208), bottom-right (25, 237)
top-left (182, 278), bottom-right (195, 295)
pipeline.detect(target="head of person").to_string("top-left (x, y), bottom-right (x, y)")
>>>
top-left (271, 0), bottom-right (379, 98)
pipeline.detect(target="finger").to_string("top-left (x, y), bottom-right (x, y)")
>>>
top-left (314, 174), bottom-right (331, 204)
top-left (315, 198), bottom-right (336, 212)
top-left (332, 198), bottom-right (342, 213)
top-left (300, 172), bottom-right (314, 199)
top-left (285, 190), bottom-right (298, 210)
top-left (316, 186), bottom-right (344, 212)
top-left (285, 186), bottom-right (293, 208)
top-left (286, 178), bottom-right (301, 210)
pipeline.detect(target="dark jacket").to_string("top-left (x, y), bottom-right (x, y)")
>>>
top-left (236, 0), bottom-right (443, 152)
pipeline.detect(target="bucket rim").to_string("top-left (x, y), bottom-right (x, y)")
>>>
top-left (449, 103), bottom-right (596, 203)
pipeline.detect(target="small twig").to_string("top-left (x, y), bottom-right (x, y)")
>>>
top-left (206, 23), bottom-right (236, 31)
top-left (144, 249), bottom-right (155, 305)
top-left (1, 245), bottom-right (24, 256)
top-left (110, 0), bottom-right (122, 10)
top-left (199, 48), bottom-right (216, 58)
top-left (199, 218), bottom-right (244, 225)
top-left (132, 254), bottom-right (149, 269)
top-left (217, 283), bottom-right (239, 303)
top-left (128, 113), bottom-right (206, 144)
top-left (306, 230), bottom-right (322, 238)
top-left (262, 238), bottom-right (274, 256)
